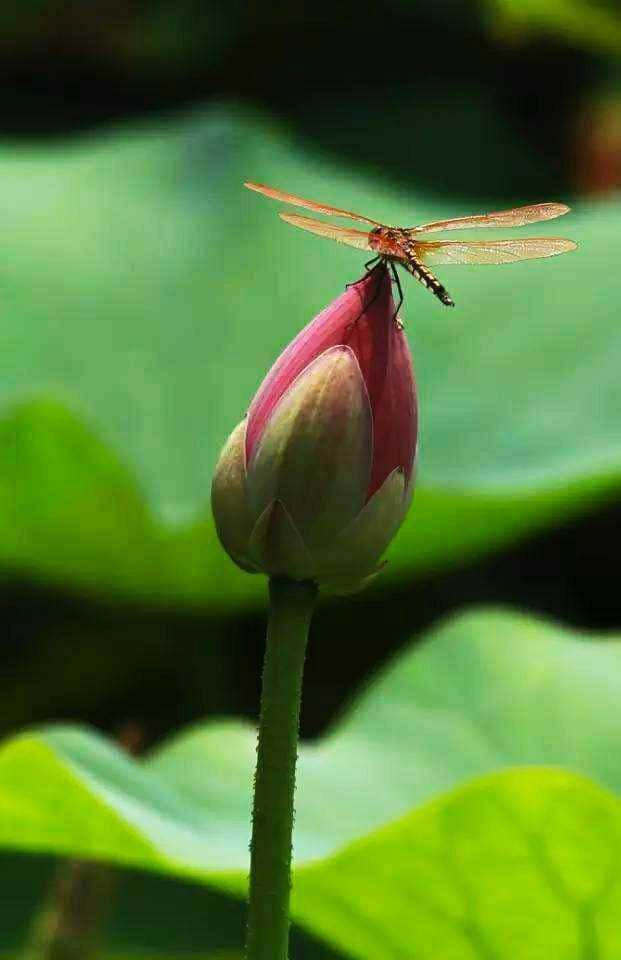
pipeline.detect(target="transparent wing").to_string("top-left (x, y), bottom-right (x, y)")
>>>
top-left (279, 213), bottom-right (375, 251)
top-left (415, 237), bottom-right (577, 265)
top-left (409, 202), bottom-right (571, 235)
top-left (244, 181), bottom-right (381, 225)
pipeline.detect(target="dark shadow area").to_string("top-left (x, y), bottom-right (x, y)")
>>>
top-left (0, 1), bottom-right (604, 201)
top-left (2, 852), bottom-right (337, 958)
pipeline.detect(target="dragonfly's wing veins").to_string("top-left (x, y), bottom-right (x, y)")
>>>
top-left (279, 213), bottom-right (375, 251)
top-left (414, 237), bottom-right (577, 265)
top-left (244, 181), bottom-right (381, 225)
top-left (409, 202), bottom-right (571, 235)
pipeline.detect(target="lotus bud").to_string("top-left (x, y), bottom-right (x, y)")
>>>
top-left (211, 265), bottom-right (417, 590)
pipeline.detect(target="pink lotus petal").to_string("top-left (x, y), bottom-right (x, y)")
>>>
top-left (247, 266), bottom-right (417, 501)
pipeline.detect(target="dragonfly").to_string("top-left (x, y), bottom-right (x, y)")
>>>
top-left (244, 181), bottom-right (577, 308)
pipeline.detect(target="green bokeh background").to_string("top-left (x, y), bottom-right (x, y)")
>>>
top-left (1, 0), bottom-right (621, 956)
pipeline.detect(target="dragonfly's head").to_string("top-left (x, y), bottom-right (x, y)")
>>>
top-left (368, 226), bottom-right (387, 252)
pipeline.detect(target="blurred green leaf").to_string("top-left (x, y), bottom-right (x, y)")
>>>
top-left (293, 768), bottom-right (621, 959)
top-left (481, 0), bottom-right (621, 54)
top-left (4, 773), bottom-right (621, 960)
top-left (2, 103), bottom-right (620, 610)
top-left (147, 607), bottom-right (621, 863)
top-left (0, 399), bottom-right (163, 599)
top-left (1, 610), bottom-right (621, 957)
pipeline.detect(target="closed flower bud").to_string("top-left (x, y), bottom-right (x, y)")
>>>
top-left (211, 265), bottom-right (417, 590)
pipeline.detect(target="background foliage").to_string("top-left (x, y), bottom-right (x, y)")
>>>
top-left (1, 0), bottom-right (620, 956)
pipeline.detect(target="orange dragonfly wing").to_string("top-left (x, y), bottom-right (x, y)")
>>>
top-left (244, 181), bottom-right (381, 226)
top-left (408, 202), bottom-right (570, 235)
top-left (413, 237), bottom-right (577, 265)
top-left (279, 213), bottom-right (375, 251)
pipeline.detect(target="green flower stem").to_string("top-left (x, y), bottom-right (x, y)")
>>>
top-left (245, 576), bottom-right (318, 960)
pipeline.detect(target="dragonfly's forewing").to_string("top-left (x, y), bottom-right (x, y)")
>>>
top-left (244, 182), bottom-right (381, 225)
top-left (409, 202), bottom-right (571, 235)
top-left (279, 213), bottom-right (375, 250)
top-left (414, 237), bottom-right (577, 265)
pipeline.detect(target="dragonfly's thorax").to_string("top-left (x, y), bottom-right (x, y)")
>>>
top-left (369, 226), bottom-right (404, 257)
top-left (374, 227), bottom-right (422, 266)
top-left (395, 229), bottom-right (417, 259)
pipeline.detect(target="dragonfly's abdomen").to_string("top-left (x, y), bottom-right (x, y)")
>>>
top-left (404, 254), bottom-right (454, 307)
top-left (393, 230), bottom-right (452, 305)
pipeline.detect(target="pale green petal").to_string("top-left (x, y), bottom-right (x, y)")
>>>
top-left (210, 419), bottom-right (258, 572)
top-left (247, 499), bottom-right (314, 580)
top-left (247, 346), bottom-right (372, 549)
top-left (313, 468), bottom-right (413, 589)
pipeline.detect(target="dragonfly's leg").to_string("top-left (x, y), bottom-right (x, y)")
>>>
top-left (390, 262), bottom-right (404, 328)
top-left (345, 261), bottom-right (386, 332)
top-left (346, 256), bottom-right (381, 290)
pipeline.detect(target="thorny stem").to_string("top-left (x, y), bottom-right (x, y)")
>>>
top-left (245, 577), bottom-right (318, 960)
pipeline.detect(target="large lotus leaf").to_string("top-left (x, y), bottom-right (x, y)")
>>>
top-left (2, 608), bottom-right (621, 868)
top-left (294, 768), bottom-right (621, 959)
top-left (0, 610), bottom-right (621, 958)
top-left (3, 771), bottom-right (621, 960)
top-left (4, 773), bottom-right (621, 959)
top-left (146, 606), bottom-right (621, 862)
top-left (2, 103), bottom-right (620, 609)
